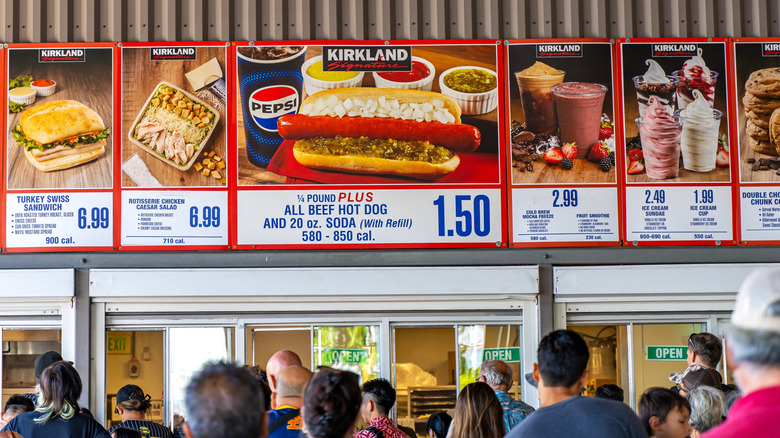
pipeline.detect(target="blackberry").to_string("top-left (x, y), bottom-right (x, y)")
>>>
top-left (561, 158), bottom-right (573, 170)
top-left (600, 157), bottom-right (612, 172)
top-left (609, 151), bottom-right (615, 166)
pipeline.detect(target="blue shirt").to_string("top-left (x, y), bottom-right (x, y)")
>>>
top-left (494, 389), bottom-right (535, 432)
top-left (267, 406), bottom-right (304, 438)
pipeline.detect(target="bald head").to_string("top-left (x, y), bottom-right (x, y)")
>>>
top-left (266, 350), bottom-right (302, 392)
top-left (277, 365), bottom-right (312, 399)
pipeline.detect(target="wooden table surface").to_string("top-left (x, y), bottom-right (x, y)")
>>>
top-left (237, 44), bottom-right (500, 186)
top-left (121, 47), bottom-right (227, 187)
top-left (7, 50), bottom-right (113, 189)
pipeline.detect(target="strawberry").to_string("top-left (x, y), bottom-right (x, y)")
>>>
top-left (628, 149), bottom-right (644, 162)
top-left (627, 159), bottom-right (645, 175)
top-left (716, 149), bottom-right (729, 167)
top-left (598, 120), bottom-right (613, 141)
top-left (587, 141), bottom-right (610, 162)
top-left (561, 142), bottom-right (578, 159)
top-left (543, 147), bottom-right (564, 164)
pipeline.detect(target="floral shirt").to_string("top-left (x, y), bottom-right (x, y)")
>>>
top-left (354, 416), bottom-right (410, 438)
top-left (494, 389), bottom-right (535, 432)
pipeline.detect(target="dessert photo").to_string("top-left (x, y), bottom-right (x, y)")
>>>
top-left (732, 42), bottom-right (780, 182)
top-left (121, 46), bottom-right (227, 187)
top-left (621, 42), bottom-right (730, 183)
top-left (507, 42), bottom-right (616, 184)
top-left (7, 47), bottom-right (113, 189)
top-left (236, 44), bottom-right (500, 186)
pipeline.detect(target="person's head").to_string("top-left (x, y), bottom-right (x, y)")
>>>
top-left (687, 385), bottom-right (725, 434)
top-left (723, 385), bottom-right (740, 416)
top-left (449, 382), bottom-right (504, 438)
top-left (359, 378), bottom-right (395, 421)
top-left (242, 365), bottom-right (272, 413)
top-left (727, 268), bottom-right (780, 394)
top-left (638, 387), bottom-right (692, 438)
top-left (686, 333), bottom-right (723, 368)
top-left (115, 384), bottom-right (152, 420)
top-left (36, 361), bottom-right (82, 424)
top-left (1, 395), bottom-right (35, 427)
top-left (303, 367), bottom-right (362, 438)
top-left (183, 361), bottom-right (266, 438)
top-left (34, 351), bottom-right (63, 381)
top-left (266, 350), bottom-right (302, 393)
top-left (276, 365), bottom-right (312, 407)
top-left (533, 330), bottom-right (589, 390)
top-left (594, 384), bottom-right (624, 402)
top-left (112, 427), bottom-right (143, 438)
top-left (425, 411), bottom-right (452, 438)
top-left (478, 360), bottom-right (513, 391)
top-left (679, 367), bottom-right (722, 397)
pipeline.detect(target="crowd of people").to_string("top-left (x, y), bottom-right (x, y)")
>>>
top-left (0, 268), bottom-right (778, 438)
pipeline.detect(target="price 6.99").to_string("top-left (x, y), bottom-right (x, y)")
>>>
top-left (77, 207), bottom-right (109, 229)
top-left (433, 195), bottom-right (490, 237)
top-left (189, 206), bottom-right (220, 228)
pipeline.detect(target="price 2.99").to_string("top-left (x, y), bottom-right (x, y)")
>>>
top-left (77, 207), bottom-right (109, 229)
top-left (433, 195), bottom-right (490, 237)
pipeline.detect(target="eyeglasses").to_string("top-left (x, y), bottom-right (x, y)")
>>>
top-left (688, 335), bottom-right (699, 355)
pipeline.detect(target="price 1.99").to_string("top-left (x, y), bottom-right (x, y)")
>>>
top-left (433, 195), bottom-right (490, 237)
top-left (189, 206), bottom-right (221, 228)
top-left (77, 207), bottom-right (109, 229)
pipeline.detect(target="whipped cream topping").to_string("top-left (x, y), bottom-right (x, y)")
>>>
top-left (682, 48), bottom-right (712, 79)
top-left (643, 59), bottom-right (671, 84)
top-left (640, 95), bottom-right (682, 179)
top-left (679, 90), bottom-right (720, 172)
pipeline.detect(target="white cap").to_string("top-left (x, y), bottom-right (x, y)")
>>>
top-left (732, 268), bottom-right (780, 332)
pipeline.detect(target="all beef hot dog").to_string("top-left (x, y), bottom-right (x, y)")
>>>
top-left (277, 88), bottom-right (481, 180)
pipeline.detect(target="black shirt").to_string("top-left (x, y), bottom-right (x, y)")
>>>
top-left (2, 410), bottom-right (111, 438)
top-left (109, 420), bottom-right (174, 438)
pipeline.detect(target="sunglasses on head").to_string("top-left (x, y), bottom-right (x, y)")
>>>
top-left (688, 335), bottom-right (699, 355)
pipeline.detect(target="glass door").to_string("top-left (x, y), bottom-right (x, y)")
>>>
top-left (1, 329), bottom-right (62, 406)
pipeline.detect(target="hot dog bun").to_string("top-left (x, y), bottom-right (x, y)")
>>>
top-left (292, 141), bottom-right (460, 180)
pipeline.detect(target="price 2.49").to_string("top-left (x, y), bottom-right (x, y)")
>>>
top-left (77, 207), bottom-right (109, 229)
top-left (189, 206), bottom-right (221, 228)
top-left (433, 195), bottom-right (490, 237)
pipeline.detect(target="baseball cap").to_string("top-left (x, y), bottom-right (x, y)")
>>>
top-left (34, 351), bottom-right (63, 379)
top-left (731, 268), bottom-right (780, 332)
top-left (669, 364), bottom-right (705, 384)
top-left (524, 372), bottom-right (538, 388)
top-left (116, 384), bottom-right (147, 404)
top-left (681, 367), bottom-right (722, 392)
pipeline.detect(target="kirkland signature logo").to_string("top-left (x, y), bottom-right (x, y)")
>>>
top-left (652, 44), bottom-right (698, 57)
top-left (151, 47), bottom-right (197, 60)
top-left (762, 43), bottom-right (780, 57)
top-left (322, 46), bottom-right (412, 72)
top-left (536, 44), bottom-right (583, 58)
top-left (38, 49), bottom-right (85, 63)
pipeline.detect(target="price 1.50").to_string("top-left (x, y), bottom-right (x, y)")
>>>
top-left (189, 206), bottom-right (221, 228)
top-left (77, 207), bottom-right (109, 229)
top-left (433, 195), bottom-right (490, 237)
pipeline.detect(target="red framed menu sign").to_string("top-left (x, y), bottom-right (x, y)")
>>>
top-left (118, 42), bottom-right (230, 250)
top-left (618, 39), bottom-right (737, 245)
top-left (233, 40), bottom-right (507, 248)
top-left (506, 39), bottom-right (620, 246)
top-left (731, 38), bottom-right (780, 244)
top-left (4, 43), bottom-right (117, 252)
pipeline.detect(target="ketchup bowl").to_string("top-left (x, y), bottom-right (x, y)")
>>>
top-left (31, 79), bottom-right (57, 97)
top-left (302, 55), bottom-right (364, 97)
top-left (372, 56), bottom-right (435, 91)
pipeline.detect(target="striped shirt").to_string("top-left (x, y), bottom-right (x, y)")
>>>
top-left (108, 420), bottom-right (174, 438)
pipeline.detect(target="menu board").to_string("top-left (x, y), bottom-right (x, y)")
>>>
top-left (119, 42), bottom-right (229, 249)
top-left (618, 39), bottom-right (736, 245)
top-left (731, 39), bottom-right (780, 243)
top-left (506, 40), bottom-right (620, 245)
top-left (233, 41), bottom-right (506, 248)
top-left (4, 44), bottom-right (116, 251)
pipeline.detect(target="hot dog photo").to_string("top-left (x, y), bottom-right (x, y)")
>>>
top-left (236, 43), bottom-right (501, 185)
top-left (7, 47), bottom-right (114, 189)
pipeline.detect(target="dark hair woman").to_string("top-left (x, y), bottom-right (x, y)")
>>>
top-left (303, 367), bottom-right (362, 438)
top-left (448, 382), bottom-right (505, 438)
top-left (425, 411), bottom-right (452, 438)
top-left (108, 385), bottom-right (173, 438)
top-left (0, 361), bottom-right (110, 438)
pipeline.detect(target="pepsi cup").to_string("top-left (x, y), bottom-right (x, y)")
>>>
top-left (237, 46), bottom-right (307, 168)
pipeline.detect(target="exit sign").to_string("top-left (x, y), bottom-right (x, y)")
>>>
top-left (647, 345), bottom-right (687, 361)
top-left (482, 347), bottom-right (521, 363)
top-left (107, 333), bottom-right (130, 354)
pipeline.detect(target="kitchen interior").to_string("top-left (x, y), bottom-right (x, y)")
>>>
top-left (2, 329), bottom-right (62, 406)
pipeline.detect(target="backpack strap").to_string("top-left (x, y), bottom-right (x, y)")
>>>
top-left (268, 409), bottom-right (301, 434)
top-left (365, 426), bottom-right (384, 438)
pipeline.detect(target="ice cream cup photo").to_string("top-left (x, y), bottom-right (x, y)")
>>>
top-left (8, 86), bottom-right (36, 105)
top-left (632, 75), bottom-right (679, 118)
top-left (31, 79), bottom-right (57, 96)
top-left (670, 69), bottom-right (719, 110)
top-left (439, 66), bottom-right (498, 115)
top-left (372, 56), bottom-right (435, 91)
top-left (676, 107), bottom-right (723, 172)
top-left (551, 82), bottom-right (608, 158)
top-left (302, 55), bottom-right (364, 97)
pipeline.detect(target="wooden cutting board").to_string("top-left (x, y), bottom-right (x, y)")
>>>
top-left (7, 48), bottom-right (113, 189)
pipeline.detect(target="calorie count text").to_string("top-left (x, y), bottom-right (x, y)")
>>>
top-left (635, 189), bottom-right (723, 241)
top-left (520, 188), bottom-right (612, 242)
top-left (11, 196), bottom-right (113, 246)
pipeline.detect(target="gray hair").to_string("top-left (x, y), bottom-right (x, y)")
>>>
top-left (479, 360), bottom-right (512, 389)
top-left (727, 326), bottom-right (780, 366)
top-left (687, 385), bottom-right (725, 433)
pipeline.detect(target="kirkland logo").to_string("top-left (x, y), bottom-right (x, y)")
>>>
top-left (151, 47), bottom-right (197, 60)
top-left (323, 46), bottom-right (412, 72)
top-left (38, 49), bottom-right (85, 63)
top-left (652, 44), bottom-right (698, 57)
top-left (536, 44), bottom-right (583, 58)
top-left (763, 43), bottom-right (780, 57)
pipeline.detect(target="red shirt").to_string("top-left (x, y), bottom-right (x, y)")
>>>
top-left (701, 385), bottom-right (780, 438)
top-left (353, 417), bottom-right (409, 438)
